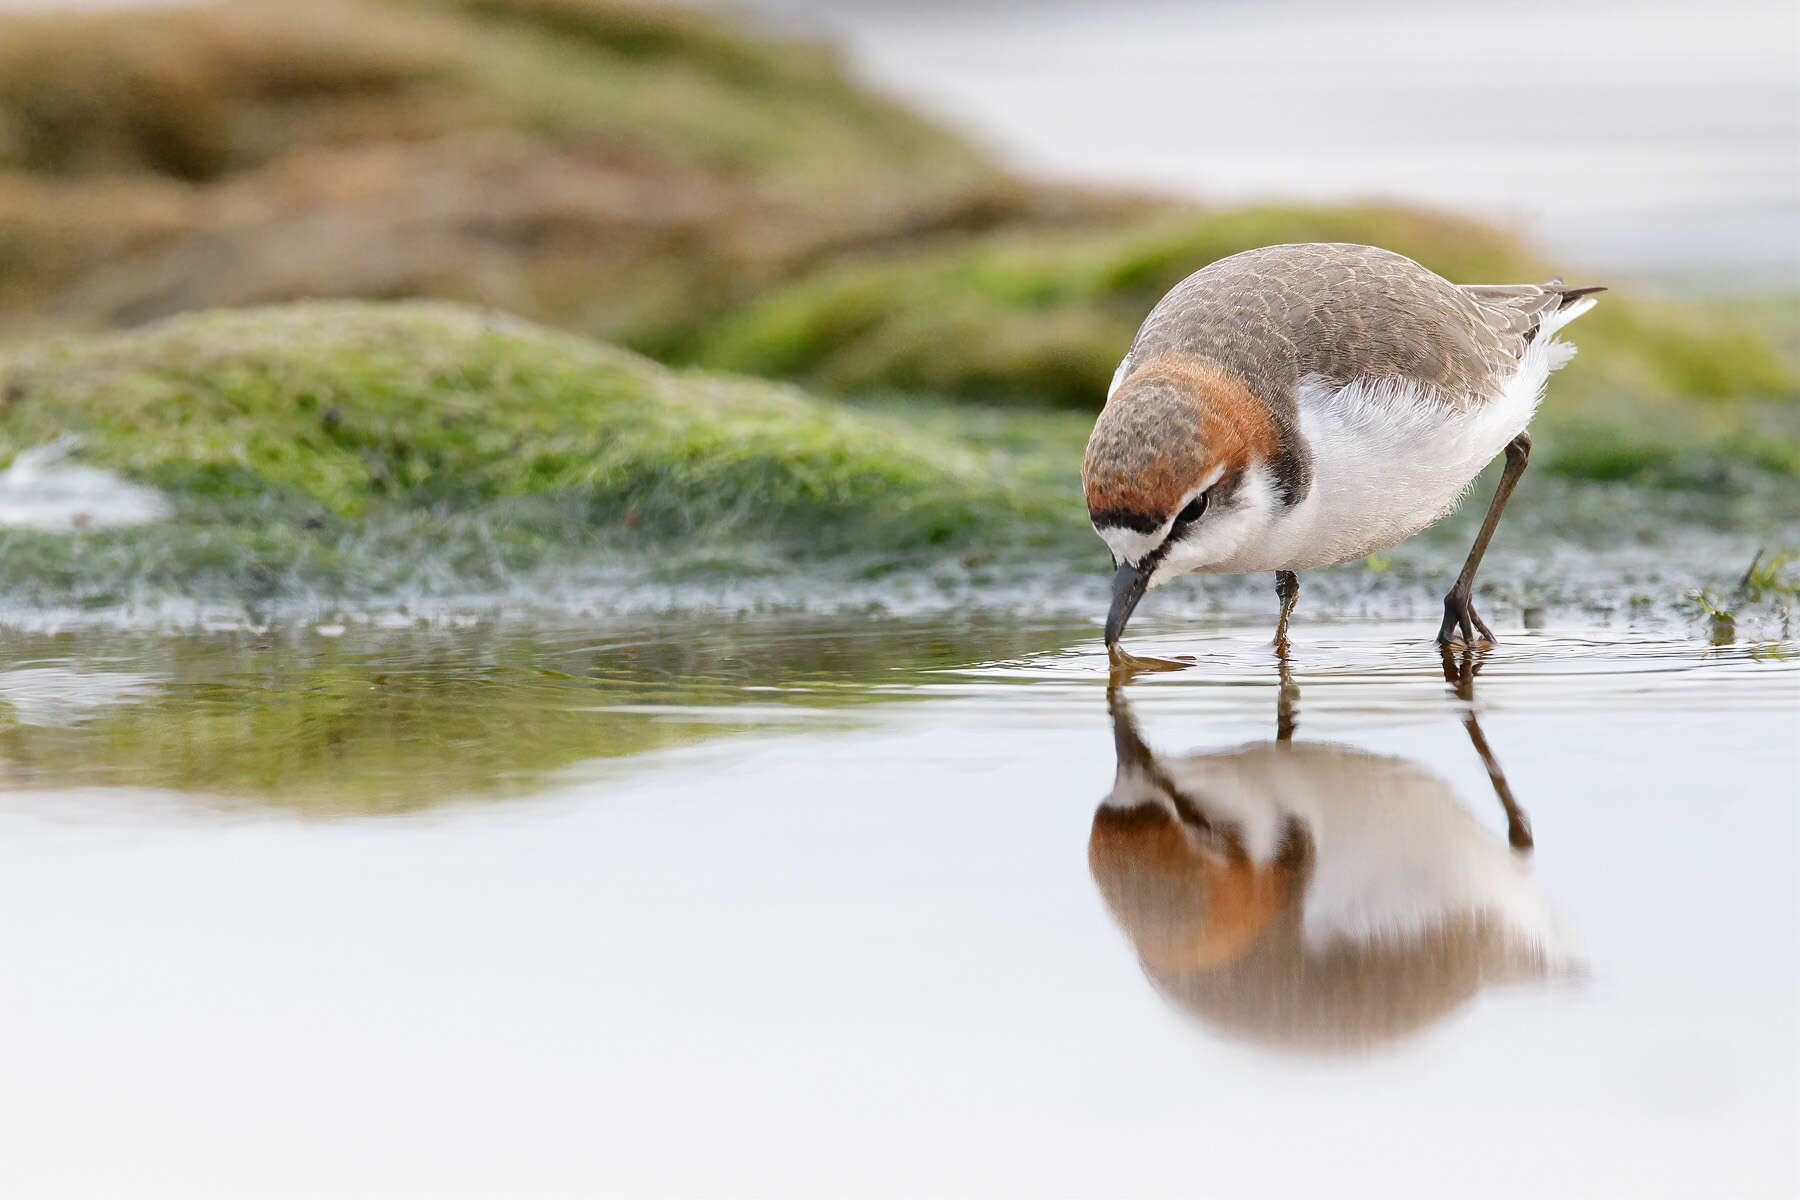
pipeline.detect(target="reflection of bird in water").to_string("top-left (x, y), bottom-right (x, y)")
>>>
top-left (1090, 657), bottom-right (1573, 1052)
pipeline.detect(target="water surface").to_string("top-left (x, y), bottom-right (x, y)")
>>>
top-left (0, 616), bottom-right (1794, 1197)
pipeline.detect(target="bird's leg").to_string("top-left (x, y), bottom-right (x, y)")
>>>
top-left (1437, 431), bottom-right (1530, 648)
top-left (1273, 570), bottom-right (1300, 657)
top-left (1440, 645), bottom-right (1532, 851)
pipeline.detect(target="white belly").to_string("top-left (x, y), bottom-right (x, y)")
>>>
top-left (1222, 365), bottom-right (1544, 573)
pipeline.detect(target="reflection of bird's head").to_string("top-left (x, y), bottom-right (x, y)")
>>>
top-left (1093, 689), bottom-right (1570, 1053)
top-left (1088, 804), bottom-right (1296, 973)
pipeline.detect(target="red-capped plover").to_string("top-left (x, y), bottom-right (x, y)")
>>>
top-left (1083, 242), bottom-right (1602, 651)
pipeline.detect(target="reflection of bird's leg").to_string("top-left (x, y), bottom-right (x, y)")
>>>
top-left (1273, 570), bottom-right (1300, 656)
top-left (1441, 646), bottom-right (1532, 851)
top-left (1276, 653), bottom-right (1299, 743)
top-left (1104, 682), bottom-right (1247, 857)
top-left (1274, 571), bottom-right (1300, 742)
top-left (1437, 431), bottom-right (1529, 648)
top-left (1107, 681), bottom-right (1157, 774)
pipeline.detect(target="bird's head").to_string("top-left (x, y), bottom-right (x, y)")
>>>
top-left (1082, 355), bottom-right (1286, 646)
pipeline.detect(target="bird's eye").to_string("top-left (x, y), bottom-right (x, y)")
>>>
top-left (1174, 493), bottom-right (1209, 528)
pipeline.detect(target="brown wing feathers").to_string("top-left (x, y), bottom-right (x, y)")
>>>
top-left (1462, 280), bottom-right (1608, 348)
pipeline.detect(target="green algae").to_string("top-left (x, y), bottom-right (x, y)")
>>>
top-left (0, 302), bottom-right (1079, 612)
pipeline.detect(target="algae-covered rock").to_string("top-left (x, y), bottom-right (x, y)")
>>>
top-left (0, 302), bottom-right (1078, 614)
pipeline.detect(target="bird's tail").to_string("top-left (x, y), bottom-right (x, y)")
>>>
top-left (1538, 282), bottom-right (1602, 346)
top-left (1551, 283), bottom-right (1606, 311)
top-left (1530, 280), bottom-right (1604, 367)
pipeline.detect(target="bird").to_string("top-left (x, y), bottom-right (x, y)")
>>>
top-left (1082, 242), bottom-right (1603, 652)
top-left (1088, 683), bottom-right (1573, 1052)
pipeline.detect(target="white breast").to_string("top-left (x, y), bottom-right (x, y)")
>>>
top-left (1223, 329), bottom-right (1574, 573)
top-left (1291, 375), bottom-right (1526, 568)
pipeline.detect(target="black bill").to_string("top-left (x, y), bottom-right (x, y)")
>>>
top-left (1104, 561), bottom-right (1151, 647)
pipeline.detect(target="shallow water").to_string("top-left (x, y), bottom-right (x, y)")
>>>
top-left (0, 615), bottom-right (1795, 1198)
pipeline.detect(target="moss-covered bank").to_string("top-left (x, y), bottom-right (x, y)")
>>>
top-left (0, 302), bottom-right (1080, 612)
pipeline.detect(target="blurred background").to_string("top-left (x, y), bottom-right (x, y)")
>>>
top-left (751, 0), bottom-right (1800, 285)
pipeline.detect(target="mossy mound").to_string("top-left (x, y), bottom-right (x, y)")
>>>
top-left (655, 206), bottom-right (1797, 411)
top-left (0, 302), bottom-right (1078, 612)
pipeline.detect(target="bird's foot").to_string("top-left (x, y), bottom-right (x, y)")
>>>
top-left (1107, 643), bottom-right (1196, 684)
top-left (1436, 588), bottom-right (1496, 649)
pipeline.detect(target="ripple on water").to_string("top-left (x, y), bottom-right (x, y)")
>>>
top-left (924, 622), bottom-right (1797, 721)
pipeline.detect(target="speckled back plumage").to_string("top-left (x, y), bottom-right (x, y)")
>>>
top-left (1118, 243), bottom-right (1588, 407)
